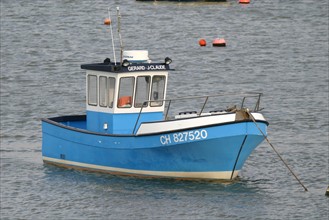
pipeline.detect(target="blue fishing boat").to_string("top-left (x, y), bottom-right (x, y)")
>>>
top-left (42, 9), bottom-right (268, 180)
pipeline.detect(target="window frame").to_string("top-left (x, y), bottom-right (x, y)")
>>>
top-left (134, 75), bottom-right (151, 108)
top-left (108, 77), bottom-right (116, 108)
top-left (150, 75), bottom-right (166, 107)
top-left (99, 76), bottom-right (108, 107)
top-left (87, 74), bottom-right (98, 106)
top-left (117, 76), bottom-right (135, 108)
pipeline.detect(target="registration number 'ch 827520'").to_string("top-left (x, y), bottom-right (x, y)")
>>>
top-left (160, 129), bottom-right (208, 145)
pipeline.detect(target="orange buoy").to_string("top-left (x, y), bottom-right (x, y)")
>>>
top-left (199, 39), bottom-right (207, 47)
top-left (104, 18), bottom-right (111, 25)
top-left (239, 0), bottom-right (250, 4)
top-left (212, 38), bottom-right (226, 47)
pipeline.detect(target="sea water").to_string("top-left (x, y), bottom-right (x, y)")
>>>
top-left (1, 0), bottom-right (328, 219)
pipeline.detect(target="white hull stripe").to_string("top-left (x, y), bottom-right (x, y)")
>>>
top-left (137, 112), bottom-right (266, 135)
top-left (43, 156), bottom-right (240, 180)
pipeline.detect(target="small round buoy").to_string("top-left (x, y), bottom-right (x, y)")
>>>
top-left (199, 39), bottom-right (207, 47)
top-left (239, 0), bottom-right (250, 4)
top-left (104, 18), bottom-right (111, 25)
top-left (212, 38), bottom-right (226, 47)
top-left (326, 186), bottom-right (329, 197)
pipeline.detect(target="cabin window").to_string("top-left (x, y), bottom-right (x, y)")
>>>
top-left (88, 75), bottom-right (97, 106)
top-left (118, 77), bottom-right (134, 108)
top-left (99, 76), bottom-right (107, 107)
top-left (108, 77), bottom-right (115, 108)
top-left (150, 75), bottom-right (166, 107)
top-left (135, 76), bottom-right (150, 108)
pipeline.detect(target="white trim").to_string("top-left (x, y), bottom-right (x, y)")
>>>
top-left (86, 105), bottom-right (165, 114)
top-left (86, 70), bottom-right (168, 114)
top-left (136, 112), bottom-right (266, 135)
top-left (43, 157), bottom-right (239, 180)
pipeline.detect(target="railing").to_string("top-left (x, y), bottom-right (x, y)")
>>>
top-left (132, 92), bottom-right (263, 134)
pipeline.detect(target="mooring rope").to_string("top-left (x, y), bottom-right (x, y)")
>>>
top-left (245, 109), bottom-right (308, 192)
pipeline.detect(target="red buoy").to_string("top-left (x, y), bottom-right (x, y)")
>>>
top-left (104, 18), bottom-right (111, 25)
top-left (199, 39), bottom-right (207, 47)
top-left (212, 38), bottom-right (226, 47)
top-left (239, 0), bottom-right (250, 4)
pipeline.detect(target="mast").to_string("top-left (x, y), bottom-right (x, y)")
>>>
top-left (107, 7), bottom-right (117, 65)
top-left (116, 7), bottom-right (124, 64)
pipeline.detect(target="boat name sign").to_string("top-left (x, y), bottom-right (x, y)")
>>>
top-left (127, 64), bottom-right (166, 72)
top-left (160, 129), bottom-right (208, 145)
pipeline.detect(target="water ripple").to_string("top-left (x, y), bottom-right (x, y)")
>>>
top-left (1, 0), bottom-right (328, 219)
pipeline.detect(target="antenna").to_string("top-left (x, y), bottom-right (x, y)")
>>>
top-left (107, 8), bottom-right (117, 65)
top-left (116, 7), bottom-right (124, 64)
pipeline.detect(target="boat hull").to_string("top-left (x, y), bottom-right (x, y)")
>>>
top-left (42, 115), bottom-right (267, 180)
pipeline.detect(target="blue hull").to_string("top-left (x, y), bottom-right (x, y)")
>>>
top-left (42, 115), bottom-right (267, 180)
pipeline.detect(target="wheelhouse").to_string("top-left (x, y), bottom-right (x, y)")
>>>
top-left (81, 50), bottom-right (172, 134)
